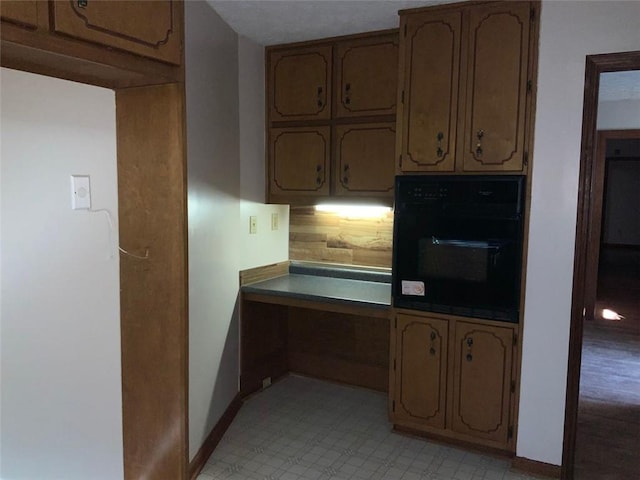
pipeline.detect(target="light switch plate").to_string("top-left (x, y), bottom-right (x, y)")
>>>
top-left (71, 175), bottom-right (91, 210)
top-left (271, 213), bottom-right (279, 231)
top-left (249, 216), bottom-right (257, 234)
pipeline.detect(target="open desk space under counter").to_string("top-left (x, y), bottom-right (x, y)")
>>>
top-left (240, 261), bottom-right (392, 397)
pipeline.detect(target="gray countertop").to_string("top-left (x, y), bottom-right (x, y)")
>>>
top-left (242, 272), bottom-right (392, 309)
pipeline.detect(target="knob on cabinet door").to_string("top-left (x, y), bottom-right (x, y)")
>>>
top-left (475, 129), bottom-right (484, 157)
top-left (436, 132), bottom-right (444, 158)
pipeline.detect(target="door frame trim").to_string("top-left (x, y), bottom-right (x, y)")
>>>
top-left (561, 50), bottom-right (640, 479)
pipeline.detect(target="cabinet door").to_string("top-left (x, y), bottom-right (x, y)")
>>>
top-left (52, 0), bottom-right (182, 65)
top-left (269, 46), bottom-right (332, 122)
top-left (394, 314), bottom-right (448, 429)
top-left (334, 123), bottom-right (395, 196)
top-left (460, 2), bottom-right (531, 172)
top-left (399, 10), bottom-right (462, 172)
top-left (451, 322), bottom-right (514, 445)
top-left (1, 0), bottom-right (39, 29)
top-left (269, 126), bottom-right (330, 197)
top-left (334, 35), bottom-right (398, 118)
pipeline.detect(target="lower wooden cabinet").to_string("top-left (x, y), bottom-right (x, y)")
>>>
top-left (393, 315), bottom-right (448, 429)
top-left (451, 321), bottom-right (514, 444)
top-left (391, 311), bottom-right (518, 451)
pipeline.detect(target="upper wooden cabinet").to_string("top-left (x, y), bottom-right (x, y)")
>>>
top-left (0, 1), bottom-right (40, 29)
top-left (333, 123), bottom-right (395, 196)
top-left (334, 34), bottom-right (399, 118)
top-left (399, 10), bottom-right (462, 172)
top-left (397, 1), bottom-right (536, 173)
top-left (51, 0), bottom-right (182, 65)
top-left (1, 1), bottom-right (183, 87)
top-left (461, 2), bottom-right (531, 171)
top-left (269, 45), bottom-right (332, 122)
top-left (269, 126), bottom-right (331, 197)
top-left (266, 30), bottom-right (399, 204)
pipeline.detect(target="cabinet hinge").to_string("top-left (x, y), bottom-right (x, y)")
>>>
top-left (530, 7), bottom-right (535, 22)
top-left (527, 80), bottom-right (532, 93)
top-left (392, 400), bottom-right (396, 412)
top-left (523, 152), bottom-right (529, 167)
top-left (404, 24), bottom-right (408, 36)
top-left (511, 380), bottom-right (516, 393)
top-left (394, 317), bottom-right (398, 328)
top-left (513, 333), bottom-right (518, 346)
top-left (399, 155), bottom-right (403, 168)
top-left (508, 426), bottom-right (514, 439)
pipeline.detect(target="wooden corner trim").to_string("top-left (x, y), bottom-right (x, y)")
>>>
top-left (512, 456), bottom-right (561, 479)
top-left (188, 395), bottom-right (243, 480)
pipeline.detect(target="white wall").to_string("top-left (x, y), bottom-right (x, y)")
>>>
top-left (238, 35), bottom-right (289, 270)
top-left (0, 68), bottom-right (123, 479)
top-left (597, 99), bottom-right (640, 130)
top-left (518, 0), bottom-right (640, 465)
top-left (186, 4), bottom-right (291, 461)
top-left (186, 1), bottom-right (242, 460)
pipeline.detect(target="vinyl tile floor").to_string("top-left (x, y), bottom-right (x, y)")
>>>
top-left (197, 375), bottom-right (545, 480)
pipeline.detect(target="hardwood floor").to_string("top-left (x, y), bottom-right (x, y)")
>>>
top-left (574, 247), bottom-right (640, 479)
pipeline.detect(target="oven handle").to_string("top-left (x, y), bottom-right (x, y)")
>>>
top-left (430, 236), bottom-right (506, 250)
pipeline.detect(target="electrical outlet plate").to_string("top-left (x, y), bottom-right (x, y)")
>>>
top-left (249, 216), bottom-right (257, 234)
top-left (271, 213), bottom-right (279, 230)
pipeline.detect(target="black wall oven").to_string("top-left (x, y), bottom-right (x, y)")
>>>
top-left (392, 175), bottom-right (525, 323)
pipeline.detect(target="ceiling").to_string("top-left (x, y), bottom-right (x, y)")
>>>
top-left (599, 70), bottom-right (640, 102)
top-left (206, 1), bottom-right (640, 102)
top-left (207, 0), bottom-right (444, 46)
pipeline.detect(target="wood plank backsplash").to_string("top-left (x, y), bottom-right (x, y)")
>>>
top-left (289, 207), bottom-right (394, 268)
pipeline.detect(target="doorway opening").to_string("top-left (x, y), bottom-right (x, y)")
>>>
top-left (562, 52), bottom-right (640, 480)
top-left (573, 132), bottom-right (640, 479)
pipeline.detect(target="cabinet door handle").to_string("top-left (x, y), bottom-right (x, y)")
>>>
top-left (430, 331), bottom-right (436, 341)
top-left (316, 164), bottom-right (323, 185)
top-left (344, 83), bottom-right (351, 105)
top-left (476, 129), bottom-right (484, 157)
top-left (430, 347), bottom-right (436, 355)
top-left (342, 164), bottom-right (350, 186)
top-left (466, 353), bottom-right (473, 362)
top-left (77, 0), bottom-right (88, 7)
top-left (466, 337), bottom-right (473, 347)
top-left (317, 86), bottom-right (324, 108)
top-left (316, 165), bottom-right (322, 172)
top-left (436, 131), bottom-right (444, 158)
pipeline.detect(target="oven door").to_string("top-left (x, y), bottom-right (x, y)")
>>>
top-left (392, 207), bottom-right (522, 322)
